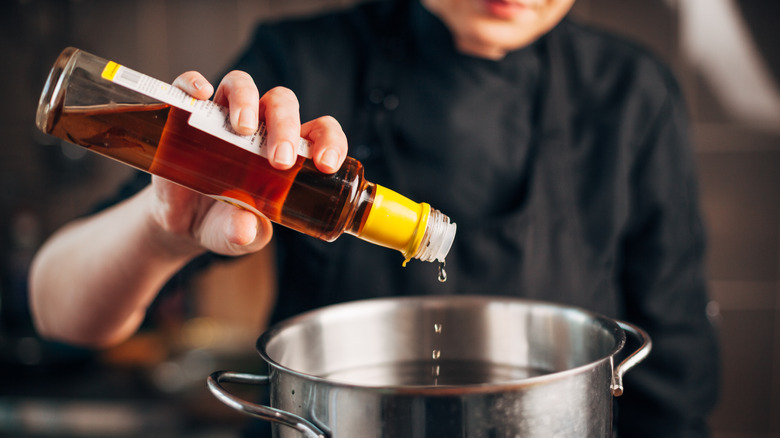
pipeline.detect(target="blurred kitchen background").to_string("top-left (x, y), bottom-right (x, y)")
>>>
top-left (0, 0), bottom-right (778, 437)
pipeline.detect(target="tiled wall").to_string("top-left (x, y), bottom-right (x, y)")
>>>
top-left (1, 0), bottom-right (778, 436)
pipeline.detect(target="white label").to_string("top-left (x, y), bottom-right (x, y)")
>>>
top-left (107, 63), bottom-right (312, 158)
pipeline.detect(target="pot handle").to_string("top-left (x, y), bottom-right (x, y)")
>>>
top-left (207, 370), bottom-right (326, 438)
top-left (611, 321), bottom-right (653, 397)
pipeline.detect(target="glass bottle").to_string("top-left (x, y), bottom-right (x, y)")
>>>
top-left (35, 47), bottom-right (456, 264)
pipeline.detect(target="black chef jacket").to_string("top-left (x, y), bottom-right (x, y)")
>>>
top-left (110, 1), bottom-right (720, 436)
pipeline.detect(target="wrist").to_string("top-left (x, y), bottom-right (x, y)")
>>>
top-left (137, 186), bottom-right (207, 261)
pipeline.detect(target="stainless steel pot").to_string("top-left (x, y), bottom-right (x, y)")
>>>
top-left (208, 296), bottom-right (651, 437)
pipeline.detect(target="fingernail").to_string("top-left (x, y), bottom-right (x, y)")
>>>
top-left (320, 149), bottom-right (340, 171)
top-left (274, 141), bottom-right (296, 167)
top-left (192, 79), bottom-right (213, 95)
top-left (238, 109), bottom-right (258, 132)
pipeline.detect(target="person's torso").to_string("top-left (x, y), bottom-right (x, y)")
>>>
top-left (232, 1), bottom-right (675, 324)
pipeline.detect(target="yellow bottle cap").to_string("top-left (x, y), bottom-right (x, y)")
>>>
top-left (359, 185), bottom-right (428, 263)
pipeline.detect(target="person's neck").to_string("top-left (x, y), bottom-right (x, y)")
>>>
top-left (453, 39), bottom-right (508, 60)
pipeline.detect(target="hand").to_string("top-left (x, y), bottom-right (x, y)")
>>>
top-left (146, 70), bottom-right (349, 257)
top-left (28, 71), bottom-right (349, 347)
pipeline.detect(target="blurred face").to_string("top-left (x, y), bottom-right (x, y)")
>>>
top-left (422, 0), bottom-right (576, 59)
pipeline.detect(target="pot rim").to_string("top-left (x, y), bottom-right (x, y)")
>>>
top-left (256, 295), bottom-right (626, 395)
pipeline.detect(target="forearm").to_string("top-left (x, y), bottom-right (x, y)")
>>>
top-left (29, 186), bottom-right (204, 347)
top-left (28, 70), bottom-right (346, 348)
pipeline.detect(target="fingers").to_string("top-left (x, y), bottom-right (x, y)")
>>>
top-left (302, 116), bottom-right (348, 173)
top-left (150, 176), bottom-right (272, 257)
top-left (172, 71), bottom-right (214, 100)
top-left (258, 87), bottom-right (302, 169)
top-left (214, 70), bottom-right (261, 137)
top-left (197, 202), bottom-right (273, 256)
top-left (216, 75), bottom-right (300, 170)
top-left (182, 70), bottom-right (347, 173)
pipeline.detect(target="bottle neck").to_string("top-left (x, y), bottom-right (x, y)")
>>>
top-left (349, 184), bottom-right (456, 264)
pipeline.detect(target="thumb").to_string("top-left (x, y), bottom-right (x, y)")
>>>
top-left (197, 202), bottom-right (273, 255)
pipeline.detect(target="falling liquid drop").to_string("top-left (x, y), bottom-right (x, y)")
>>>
top-left (438, 261), bottom-right (447, 283)
top-left (434, 323), bottom-right (442, 334)
top-left (432, 349), bottom-right (441, 360)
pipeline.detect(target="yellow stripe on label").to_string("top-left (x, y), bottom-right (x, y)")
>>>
top-left (101, 61), bottom-right (121, 81)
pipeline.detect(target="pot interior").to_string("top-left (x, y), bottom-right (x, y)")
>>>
top-left (258, 296), bottom-right (624, 388)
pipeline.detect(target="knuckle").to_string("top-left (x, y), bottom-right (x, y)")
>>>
top-left (173, 71), bottom-right (198, 87)
top-left (314, 116), bottom-right (345, 139)
top-left (264, 87), bottom-right (299, 109)
top-left (305, 118), bottom-right (347, 154)
top-left (267, 86), bottom-right (296, 99)
top-left (226, 70), bottom-right (253, 82)
top-left (232, 86), bottom-right (259, 103)
top-left (221, 71), bottom-right (258, 98)
top-left (317, 115), bottom-right (340, 127)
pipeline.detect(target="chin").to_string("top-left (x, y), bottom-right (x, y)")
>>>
top-left (468, 23), bottom-right (539, 53)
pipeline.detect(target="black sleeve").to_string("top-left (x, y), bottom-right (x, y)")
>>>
top-left (89, 171), bottom-right (150, 214)
top-left (616, 72), bottom-right (720, 437)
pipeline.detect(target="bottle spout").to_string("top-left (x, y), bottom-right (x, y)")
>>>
top-left (411, 207), bottom-right (457, 263)
top-left (356, 185), bottom-right (456, 264)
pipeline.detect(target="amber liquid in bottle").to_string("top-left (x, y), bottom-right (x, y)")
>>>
top-left (37, 47), bottom-right (456, 264)
top-left (47, 102), bottom-right (372, 241)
